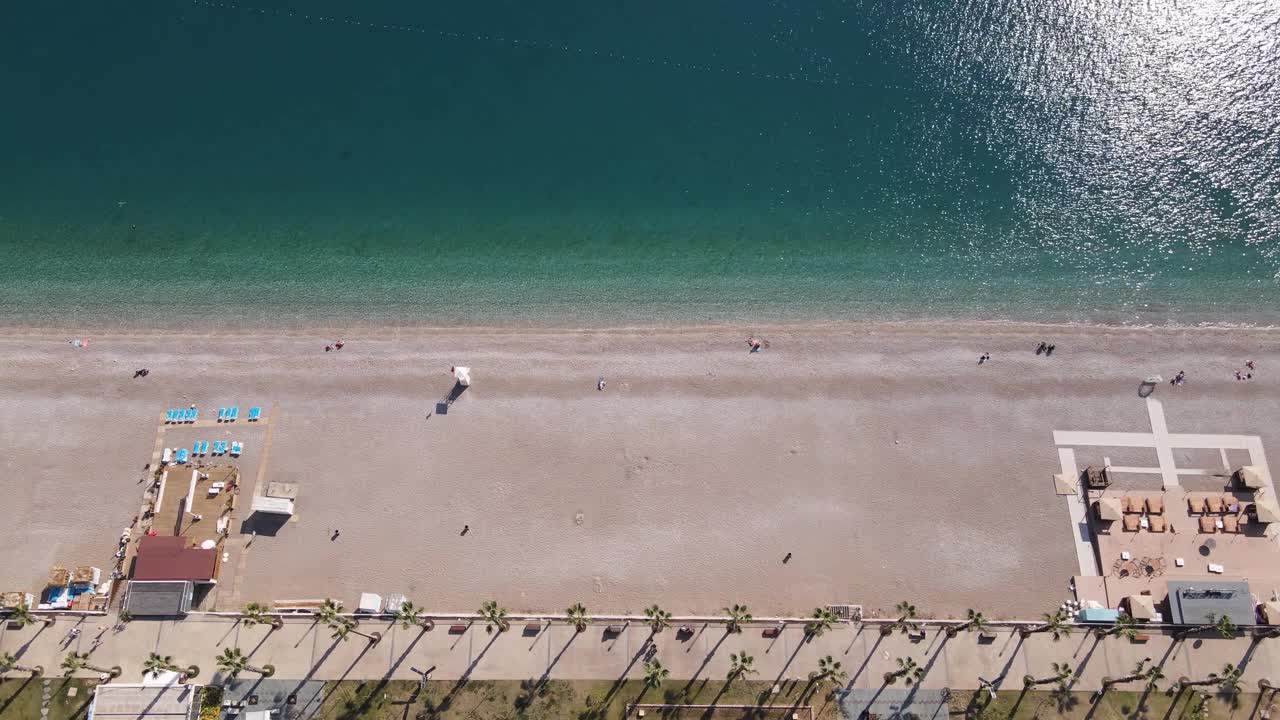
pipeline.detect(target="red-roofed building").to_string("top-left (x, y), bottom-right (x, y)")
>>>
top-left (131, 535), bottom-right (218, 583)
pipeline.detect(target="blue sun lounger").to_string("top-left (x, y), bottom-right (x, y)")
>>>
top-left (230, 441), bottom-right (243, 456)
top-left (165, 409), bottom-right (176, 423)
top-left (175, 448), bottom-right (189, 464)
top-left (247, 407), bottom-right (261, 422)
top-left (181, 408), bottom-right (192, 423)
top-left (200, 440), bottom-right (210, 455)
top-left (217, 407), bottom-right (226, 422)
top-left (213, 440), bottom-right (227, 455)
top-left (227, 407), bottom-right (239, 422)
top-left (189, 408), bottom-right (198, 423)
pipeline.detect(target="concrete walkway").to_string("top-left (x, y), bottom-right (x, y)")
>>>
top-left (4, 615), bottom-right (1280, 692)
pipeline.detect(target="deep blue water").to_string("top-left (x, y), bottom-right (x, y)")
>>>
top-left (1, 0), bottom-right (1277, 327)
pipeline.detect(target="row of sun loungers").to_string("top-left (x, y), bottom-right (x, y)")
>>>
top-left (1121, 496), bottom-right (1164, 515)
top-left (188, 441), bottom-right (243, 457)
top-left (1199, 514), bottom-right (1242, 534)
top-left (164, 406), bottom-right (263, 424)
top-left (165, 408), bottom-right (198, 423)
top-left (1122, 514), bottom-right (1166, 532)
top-left (1188, 495), bottom-right (1242, 515)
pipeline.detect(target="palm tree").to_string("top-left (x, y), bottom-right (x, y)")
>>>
top-left (1019, 609), bottom-right (1070, 640)
top-left (8, 604), bottom-right (54, 629)
top-left (330, 616), bottom-right (382, 645)
top-left (947, 609), bottom-right (988, 638)
top-left (644, 605), bottom-right (672, 634)
top-left (141, 652), bottom-right (199, 683)
top-left (1174, 663), bottom-right (1243, 694)
top-left (479, 600), bottom-right (509, 633)
top-left (805, 607), bottom-right (839, 638)
top-left (642, 658), bottom-right (669, 689)
top-left (316, 598), bottom-right (343, 627)
top-left (0, 651), bottom-right (42, 677)
top-left (1175, 613), bottom-right (1237, 641)
top-left (1101, 658), bottom-right (1159, 689)
top-left (885, 601), bottom-right (920, 637)
top-left (884, 656), bottom-right (925, 686)
top-left (116, 610), bottom-right (133, 626)
top-left (809, 655), bottom-right (848, 687)
top-left (726, 652), bottom-right (756, 682)
top-left (393, 600), bottom-right (433, 631)
top-left (1024, 661), bottom-right (1074, 688)
top-left (240, 602), bottom-right (283, 630)
top-left (566, 603), bottom-right (589, 633)
top-left (1101, 612), bottom-right (1137, 640)
top-left (215, 647), bottom-right (274, 678)
top-left (723, 604), bottom-right (752, 634)
top-left (60, 651), bottom-right (121, 679)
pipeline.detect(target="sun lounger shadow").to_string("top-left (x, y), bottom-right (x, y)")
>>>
top-left (435, 382), bottom-right (469, 415)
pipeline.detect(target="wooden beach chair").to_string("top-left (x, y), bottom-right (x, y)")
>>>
top-left (1199, 516), bottom-right (1217, 533)
top-left (1223, 494), bottom-right (1241, 513)
top-left (1188, 496), bottom-right (1206, 514)
top-left (1122, 496), bottom-right (1141, 513)
top-left (1123, 515), bottom-right (1141, 532)
top-left (1149, 515), bottom-right (1166, 532)
top-left (1223, 515), bottom-right (1240, 533)
top-left (1146, 496), bottom-right (1164, 515)
top-left (1207, 496), bottom-right (1225, 514)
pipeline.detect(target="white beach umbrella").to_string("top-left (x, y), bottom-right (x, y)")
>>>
top-left (452, 366), bottom-right (471, 386)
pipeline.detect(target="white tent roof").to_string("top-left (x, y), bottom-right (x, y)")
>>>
top-left (1096, 497), bottom-right (1123, 521)
top-left (251, 496), bottom-right (295, 516)
top-left (453, 366), bottom-right (471, 386)
top-left (1239, 465), bottom-right (1266, 489)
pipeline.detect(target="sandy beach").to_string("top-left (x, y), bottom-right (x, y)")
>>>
top-left (1, 322), bottom-right (1276, 617)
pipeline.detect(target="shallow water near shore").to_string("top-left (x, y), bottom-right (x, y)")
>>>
top-left (1, 0), bottom-right (1277, 329)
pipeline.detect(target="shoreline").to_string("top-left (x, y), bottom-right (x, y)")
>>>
top-left (4, 317), bottom-right (1280, 339)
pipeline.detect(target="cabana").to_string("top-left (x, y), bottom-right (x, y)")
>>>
top-left (251, 495), bottom-right (294, 516)
top-left (1095, 497), bottom-right (1123, 522)
top-left (1126, 594), bottom-right (1158, 621)
top-left (1238, 466), bottom-right (1266, 489)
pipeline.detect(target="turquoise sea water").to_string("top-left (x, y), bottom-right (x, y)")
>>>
top-left (1, 0), bottom-right (1278, 328)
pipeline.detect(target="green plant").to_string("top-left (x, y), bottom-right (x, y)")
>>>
top-left (240, 602), bottom-right (283, 630)
top-left (723, 604), bottom-right (752, 634)
top-left (1103, 612), bottom-right (1138, 640)
top-left (479, 600), bottom-right (509, 633)
top-left (1019, 609), bottom-right (1070, 640)
top-left (884, 657), bottom-right (925, 686)
top-left (0, 651), bottom-right (42, 676)
top-left (215, 647), bottom-right (274, 678)
top-left (948, 608), bottom-right (988, 638)
top-left (642, 658), bottom-right (669, 689)
top-left (805, 607), bottom-right (839, 638)
top-left (809, 655), bottom-right (848, 686)
top-left (1024, 661), bottom-right (1074, 687)
top-left (61, 651), bottom-right (120, 679)
top-left (644, 605), bottom-right (672, 633)
top-left (566, 603), bottom-right (589, 632)
top-left (727, 652), bottom-right (756, 682)
top-left (887, 601), bottom-right (921, 636)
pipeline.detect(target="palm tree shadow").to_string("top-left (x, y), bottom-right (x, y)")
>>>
top-left (844, 631), bottom-right (883, 692)
top-left (1069, 634), bottom-right (1102, 687)
top-left (14, 623), bottom-right (49, 656)
top-left (216, 620), bottom-right (239, 648)
top-left (769, 634), bottom-right (809, 686)
top-left (843, 624), bottom-right (866, 656)
top-left (600, 635), bottom-right (653, 707)
top-left (0, 676), bottom-right (36, 716)
top-left (679, 631), bottom-right (730, 697)
top-left (340, 625), bottom-right (429, 719)
top-left (313, 639), bottom-right (378, 711)
top-left (435, 626), bottom-right (503, 714)
top-left (287, 638), bottom-right (342, 716)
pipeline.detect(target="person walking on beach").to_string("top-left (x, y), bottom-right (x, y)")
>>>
top-left (1036, 342), bottom-right (1046, 355)
top-left (783, 552), bottom-right (792, 564)
top-left (597, 377), bottom-right (606, 391)
top-left (331, 529), bottom-right (340, 541)
top-left (977, 352), bottom-right (990, 364)
top-left (461, 525), bottom-right (470, 536)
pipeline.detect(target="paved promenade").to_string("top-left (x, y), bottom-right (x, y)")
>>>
top-left (3, 614), bottom-right (1279, 691)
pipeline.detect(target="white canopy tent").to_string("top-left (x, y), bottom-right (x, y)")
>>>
top-left (251, 496), bottom-right (294, 516)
